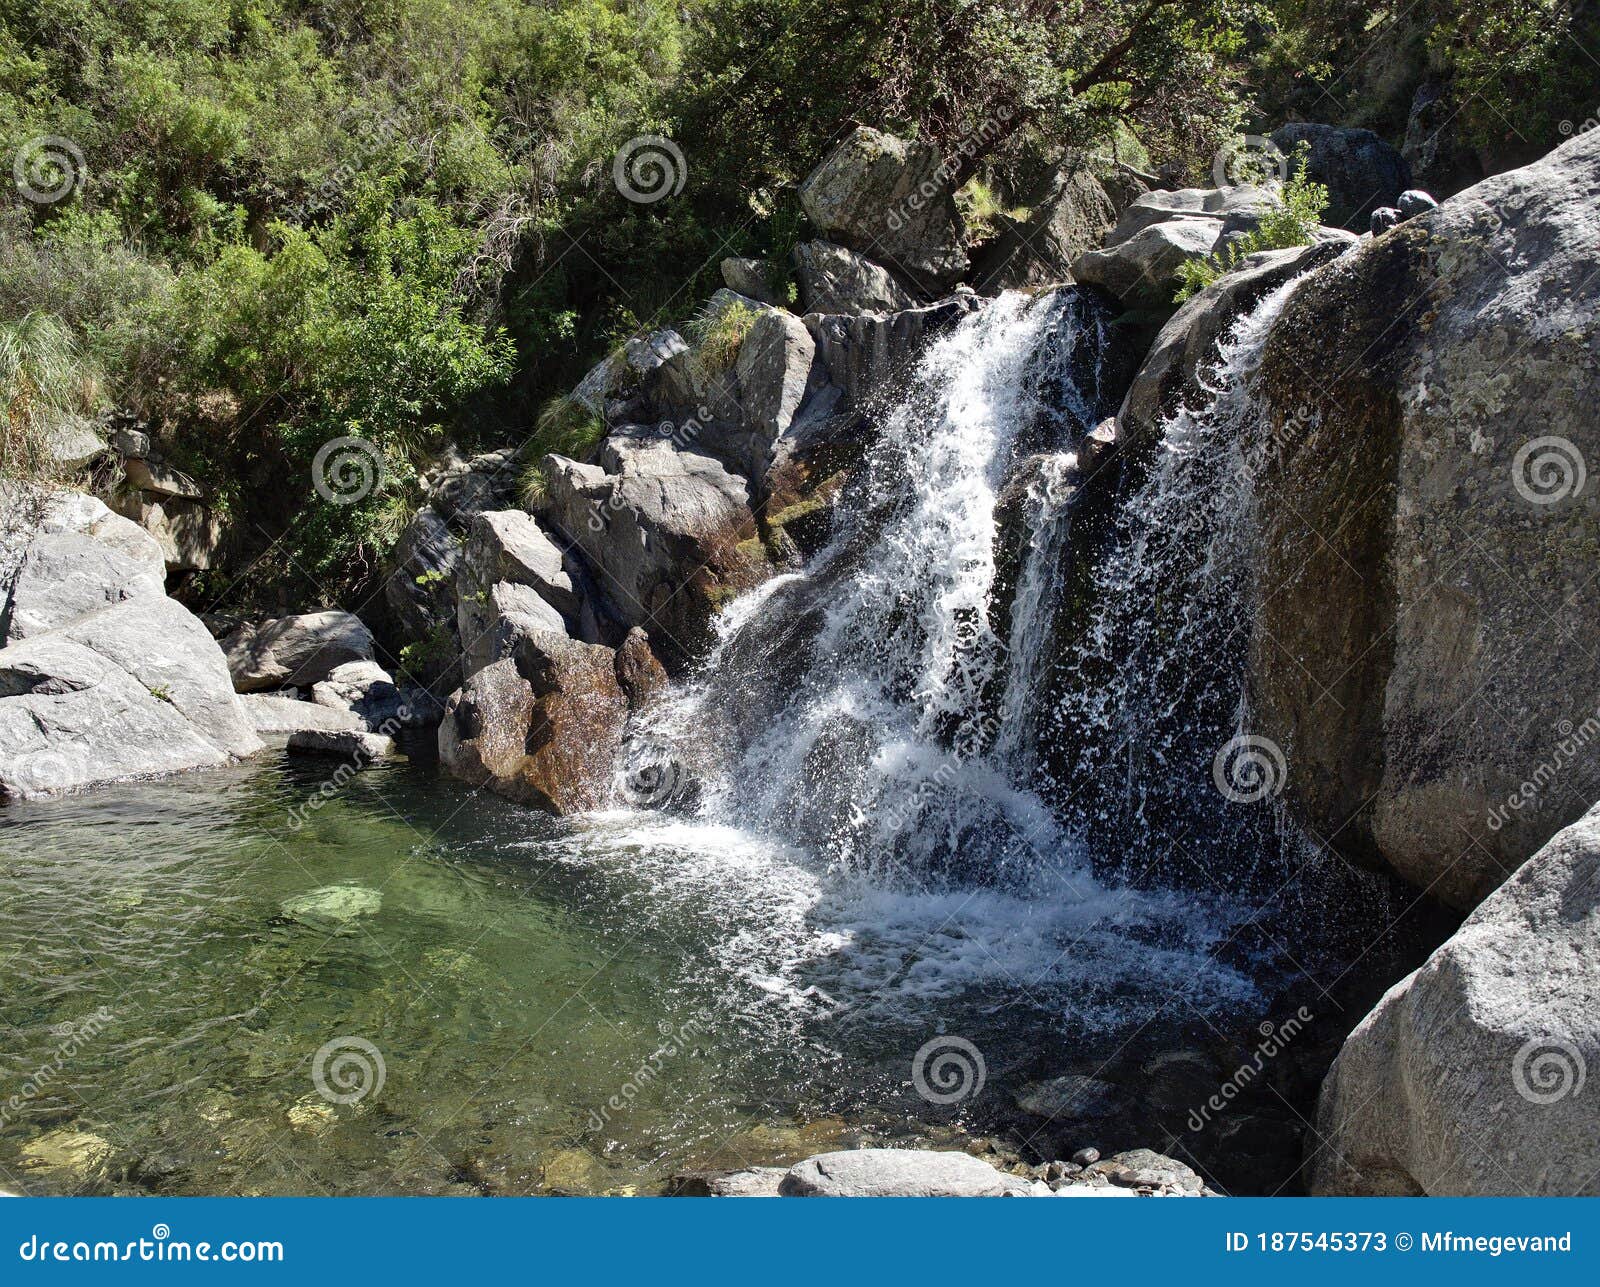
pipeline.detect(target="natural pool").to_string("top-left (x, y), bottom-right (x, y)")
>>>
top-left (0, 743), bottom-right (1442, 1196)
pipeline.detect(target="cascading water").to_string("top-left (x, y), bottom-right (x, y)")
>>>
top-left (592, 286), bottom-right (1282, 1021)
top-left (1046, 280), bottom-right (1303, 894)
top-left (629, 291), bottom-right (1103, 885)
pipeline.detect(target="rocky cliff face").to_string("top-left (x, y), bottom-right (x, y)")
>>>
top-left (1251, 127), bottom-right (1600, 910)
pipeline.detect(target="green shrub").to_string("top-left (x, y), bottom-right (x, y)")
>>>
top-left (1174, 144), bottom-right (1329, 302)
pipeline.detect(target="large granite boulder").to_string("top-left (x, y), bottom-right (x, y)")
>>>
top-left (1269, 123), bottom-right (1410, 230)
top-left (802, 293), bottom-right (982, 412)
top-left (1, 494), bottom-right (166, 643)
top-left (437, 630), bottom-right (629, 813)
top-left (1251, 127), bottom-right (1600, 909)
top-left (1113, 241), bottom-right (1348, 454)
top-left (459, 579), bottom-right (567, 678)
top-left (385, 507), bottom-right (461, 645)
top-left (539, 433), bottom-right (770, 665)
top-left (798, 127), bottom-right (969, 293)
top-left (1402, 80), bottom-right (1488, 200)
top-left (454, 508), bottom-right (582, 674)
top-left (971, 167), bottom-right (1119, 291)
top-left (1071, 218), bottom-right (1222, 311)
top-left (0, 582), bottom-right (262, 799)
top-left (792, 240), bottom-right (915, 315)
top-left (310, 660), bottom-right (411, 730)
top-left (220, 611), bottom-right (377, 693)
top-left (1309, 803), bottom-right (1600, 1195)
top-left (1104, 186), bottom-right (1277, 248)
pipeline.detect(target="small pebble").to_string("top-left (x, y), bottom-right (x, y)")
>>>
top-left (1071, 1147), bottom-right (1100, 1166)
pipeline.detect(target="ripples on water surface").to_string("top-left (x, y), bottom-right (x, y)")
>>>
top-left (0, 748), bottom-right (1278, 1196)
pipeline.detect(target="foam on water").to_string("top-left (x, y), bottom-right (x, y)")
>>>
top-left (540, 287), bottom-right (1301, 1029)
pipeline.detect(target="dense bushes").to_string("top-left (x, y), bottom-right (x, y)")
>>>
top-left (0, 0), bottom-right (1591, 604)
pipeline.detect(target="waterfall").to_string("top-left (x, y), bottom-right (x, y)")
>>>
top-left (622, 290), bottom-right (1109, 887)
top-left (1046, 279), bottom-right (1302, 892)
top-left (588, 282), bottom-right (1322, 1016)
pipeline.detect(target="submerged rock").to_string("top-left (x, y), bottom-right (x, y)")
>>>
top-left (18, 1129), bottom-right (114, 1192)
top-left (280, 884), bottom-right (382, 924)
top-left (1311, 802), bottom-right (1600, 1195)
top-left (1014, 1075), bottom-right (1126, 1120)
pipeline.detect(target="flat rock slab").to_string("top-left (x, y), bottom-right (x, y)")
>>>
top-left (285, 728), bottom-right (394, 760)
top-left (243, 693), bottom-right (364, 738)
top-left (779, 1149), bottom-right (1009, 1197)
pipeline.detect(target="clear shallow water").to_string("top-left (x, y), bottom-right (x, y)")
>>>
top-left (0, 747), bottom-right (1273, 1196)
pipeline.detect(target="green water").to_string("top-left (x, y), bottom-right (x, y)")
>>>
top-left (0, 750), bottom-right (1043, 1195)
top-left (0, 746), bottom-right (1433, 1196)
